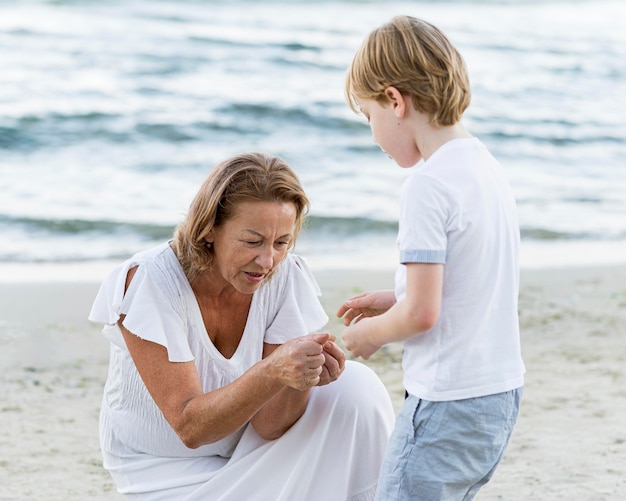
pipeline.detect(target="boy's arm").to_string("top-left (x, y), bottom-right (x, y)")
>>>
top-left (341, 263), bottom-right (443, 359)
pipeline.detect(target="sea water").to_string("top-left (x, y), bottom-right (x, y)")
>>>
top-left (1, 0), bottom-right (625, 280)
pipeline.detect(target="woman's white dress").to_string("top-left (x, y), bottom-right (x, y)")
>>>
top-left (89, 243), bottom-right (394, 500)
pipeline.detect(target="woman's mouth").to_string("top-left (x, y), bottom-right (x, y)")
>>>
top-left (244, 271), bottom-right (265, 283)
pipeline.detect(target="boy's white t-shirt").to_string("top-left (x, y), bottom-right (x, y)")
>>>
top-left (395, 137), bottom-right (525, 401)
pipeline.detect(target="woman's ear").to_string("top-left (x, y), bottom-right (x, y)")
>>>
top-left (203, 230), bottom-right (215, 246)
top-left (384, 86), bottom-right (407, 118)
top-left (204, 236), bottom-right (214, 250)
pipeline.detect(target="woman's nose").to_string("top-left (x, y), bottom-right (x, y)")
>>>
top-left (255, 246), bottom-right (274, 269)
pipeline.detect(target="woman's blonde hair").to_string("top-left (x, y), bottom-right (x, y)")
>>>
top-left (173, 152), bottom-right (309, 278)
top-left (345, 15), bottom-right (471, 127)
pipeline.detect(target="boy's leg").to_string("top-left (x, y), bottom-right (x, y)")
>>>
top-left (375, 388), bottom-right (522, 501)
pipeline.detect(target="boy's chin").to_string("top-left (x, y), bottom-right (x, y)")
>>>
top-left (396, 158), bottom-right (420, 169)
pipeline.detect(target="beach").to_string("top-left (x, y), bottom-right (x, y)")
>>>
top-left (2, 1), bottom-right (625, 498)
top-left (1, 264), bottom-right (625, 500)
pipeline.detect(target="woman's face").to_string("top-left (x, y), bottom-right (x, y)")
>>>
top-left (207, 200), bottom-right (297, 294)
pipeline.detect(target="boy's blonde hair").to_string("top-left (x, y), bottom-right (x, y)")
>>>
top-left (346, 15), bottom-right (470, 127)
top-left (173, 152), bottom-right (309, 279)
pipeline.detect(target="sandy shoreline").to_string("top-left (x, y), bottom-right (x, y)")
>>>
top-left (1, 264), bottom-right (625, 499)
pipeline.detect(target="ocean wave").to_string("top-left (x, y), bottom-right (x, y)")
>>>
top-left (1, 0), bottom-right (624, 268)
top-left (0, 104), bottom-right (362, 152)
top-left (187, 35), bottom-right (323, 55)
top-left (520, 227), bottom-right (626, 241)
top-left (483, 130), bottom-right (625, 146)
top-left (305, 215), bottom-right (398, 234)
top-left (4, 213), bottom-right (624, 244)
top-left (4, 109), bottom-right (616, 155)
top-left (0, 114), bottom-right (262, 151)
top-left (0, 215), bottom-right (174, 240)
top-left (0, 213), bottom-right (398, 239)
top-left (0, 113), bottom-right (127, 150)
top-left (214, 103), bottom-right (357, 131)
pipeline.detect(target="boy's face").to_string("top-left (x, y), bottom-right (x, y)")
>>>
top-left (357, 96), bottom-right (421, 168)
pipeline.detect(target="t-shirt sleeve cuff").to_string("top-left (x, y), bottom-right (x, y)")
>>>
top-left (400, 249), bottom-right (446, 264)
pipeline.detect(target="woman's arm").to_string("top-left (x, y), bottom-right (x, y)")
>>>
top-left (250, 338), bottom-right (346, 440)
top-left (121, 324), bottom-right (330, 448)
top-left (118, 266), bottom-right (329, 448)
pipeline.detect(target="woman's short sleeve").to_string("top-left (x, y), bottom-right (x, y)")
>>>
top-left (264, 255), bottom-right (329, 345)
top-left (88, 256), bottom-right (193, 363)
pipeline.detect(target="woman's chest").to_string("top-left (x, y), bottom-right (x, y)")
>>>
top-left (198, 301), bottom-right (252, 359)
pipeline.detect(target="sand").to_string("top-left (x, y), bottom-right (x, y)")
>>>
top-left (1, 264), bottom-right (625, 500)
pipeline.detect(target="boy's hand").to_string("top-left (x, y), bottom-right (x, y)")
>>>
top-left (341, 318), bottom-right (382, 360)
top-left (336, 290), bottom-right (396, 326)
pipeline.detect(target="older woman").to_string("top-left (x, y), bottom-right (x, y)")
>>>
top-left (89, 152), bottom-right (394, 500)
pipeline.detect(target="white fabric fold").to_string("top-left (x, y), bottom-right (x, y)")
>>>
top-left (89, 243), bottom-right (328, 362)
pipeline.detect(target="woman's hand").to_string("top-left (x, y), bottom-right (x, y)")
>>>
top-left (336, 290), bottom-right (396, 326)
top-left (265, 333), bottom-right (332, 390)
top-left (317, 337), bottom-right (346, 386)
top-left (253, 333), bottom-right (342, 439)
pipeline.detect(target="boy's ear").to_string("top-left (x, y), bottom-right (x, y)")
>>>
top-left (384, 86), bottom-right (407, 118)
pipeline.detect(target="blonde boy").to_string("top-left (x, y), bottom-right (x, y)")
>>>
top-left (338, 15), bottom-right (525, 500)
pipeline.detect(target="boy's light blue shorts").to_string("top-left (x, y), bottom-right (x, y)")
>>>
top-left (375, 388), bottom-right (522, 501)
